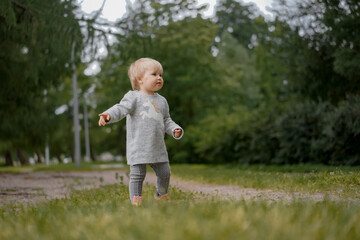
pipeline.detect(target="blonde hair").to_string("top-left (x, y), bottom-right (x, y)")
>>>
top-left (128, 58), bottom-right (163, 90)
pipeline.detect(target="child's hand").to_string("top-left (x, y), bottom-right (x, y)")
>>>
top-left (98, 113), bottom-right (110, 126)
top-left (174, 128), bottom-right (182, 138)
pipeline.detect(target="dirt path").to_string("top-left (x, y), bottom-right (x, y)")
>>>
top-left (0, 170), bottom-right (343, 206)
top-left (0, 171), bottom-right (128, 206)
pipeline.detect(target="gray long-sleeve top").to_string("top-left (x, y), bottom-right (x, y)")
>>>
top-left (103, 90), bottom-right (183, 165)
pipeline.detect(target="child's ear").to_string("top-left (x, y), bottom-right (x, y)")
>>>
top-left (137, 77), bottom-right (143, 85)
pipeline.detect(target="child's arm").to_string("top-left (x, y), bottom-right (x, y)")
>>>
top-left (165, 117), bottom-right (183, 139)
top-left (98, 113), bottom-right (110, 126)
top-left (98, 91), bottom-right (135, 126)
top-left (164, 100), bottom-right (184, 139)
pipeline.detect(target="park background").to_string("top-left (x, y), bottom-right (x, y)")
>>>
top-left (1, 1), bottom-right (360, 240)
top-left (1, 0), bottom-right (360, 167)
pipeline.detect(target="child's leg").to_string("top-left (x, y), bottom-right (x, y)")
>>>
top-left (129, 164), bottom-right (146, 202)
top-left (150, 162), bottom-right (171, 196)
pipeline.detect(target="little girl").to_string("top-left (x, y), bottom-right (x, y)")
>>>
top-left (98, 58), bottom-right (183, 205)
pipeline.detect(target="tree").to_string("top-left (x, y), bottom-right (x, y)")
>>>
top-left (270, 0), bottom-right (360, 103)
top-left (215, 0), bottom-right (268, 49)
top-left (0, 0), bottom-right (83, 165)
top-left (93, 0), bottom-right (218, 160)
top-left (215, 31), bottom-right (263, 109)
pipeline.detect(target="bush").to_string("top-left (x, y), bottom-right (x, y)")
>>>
top-left (185, 108), bottom-right (250, 164)
top-left (244, 109), bottom-right (280, 164)
top-left (173, 95), bottom-right (360, 165)
top-left (246, 95), bottom-right (360, 165)
top-left (271, 101), bottom-right (330, 164)
top-left (318, 95), bottom-right (360, 165)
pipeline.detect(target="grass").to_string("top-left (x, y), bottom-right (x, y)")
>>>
top-left (1, 183), bottom-right (360, 240)
top-left (0, 161), bottom-right (126, 173)
top-left (1, 163), bottom-right (360, 239)
top-left (1, 162), bottom-right (359, 197)
top-left (171, 164), bottom-right (360, 198)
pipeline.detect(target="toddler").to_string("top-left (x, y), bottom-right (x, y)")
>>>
top-left (98, 58), bottom-right (183, 205)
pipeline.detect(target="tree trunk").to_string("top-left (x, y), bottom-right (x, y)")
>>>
top-left (69, 144), bottom-right (74, 163)
top-left (54, 149), bottom-right (63, 163)
top-left (36, 151), bottom-right (43, 164)
top-left (90, 147), bottom-right (97, 162)
top-left (5, 150), bottom-right (13, 166)
top-left (17, 149), bottom-right (28, 165)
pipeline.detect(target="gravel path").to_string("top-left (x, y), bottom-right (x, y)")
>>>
top-left (0, 171), bottom-right (128, 206)
top-left (0, 170), bottom-right (343, 206)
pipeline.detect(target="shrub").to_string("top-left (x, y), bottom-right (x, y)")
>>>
top-left (174, 95), bottom-right (360, 165)
top-left (318, 95), bottom-right (360, 165)
top-left (247, 95), bottom-right (360, 165)
top-left (271, 101), bottom-right (330, 164)
top-left (185, 108), bottom-right (250, 164)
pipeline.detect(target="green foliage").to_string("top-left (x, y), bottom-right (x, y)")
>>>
top-left (271, 101), bottom-right (330, 164)
top-left (186, 107), bottom-right (250, 163)
top-left (270, 0), bottom-right (360, 103)
top-left (0, 0), bottom-right (82, 156)
top-left (253, 38), bottom-right (289, 104)
top-left (269, 96), bottom-right (360, 165)
top-left (152, 16), bottom-right (219, 125)
top-left (95, 2), bottom-right (219, 157)
top-left (237, 96), bottom-right (360, 166)
top-left (235, 107), bottom-right (280, 165)
top-left (215, 31), bottom-right (263, 109)
top-left (93, 0), bottom-right (360, 166)
top-left (188, 95), bottom-right (360, 166)
top-left (178, 0), bottom-right (360, 165)
top-left (321, 0), bottom-right (360, 82)
top-left (316, 95), bottom-right (360, 165)
top-left (2, 0), bottom-right (359, 166)
top-left (215, 0), bottom-right (266, 48)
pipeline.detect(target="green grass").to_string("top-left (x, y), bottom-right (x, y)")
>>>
top-left (0, 162), bottom-right (126, 173)
top-left (0, 164), bottom-right (37, 173)
top-left (171, 164), bottom-right (360, 198)
top-left (1, 163), bottom-right (360, 239)
top-left (2, 163), bottom-right (359, 197)
top-left (1, 183), bottom-right (359, 240)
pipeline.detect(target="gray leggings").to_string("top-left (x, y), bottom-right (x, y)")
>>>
top-left (129, 162), bottom-right (171, 201)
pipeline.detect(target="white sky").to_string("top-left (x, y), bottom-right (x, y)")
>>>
top-left (79, 0), bottom-right (274, 22)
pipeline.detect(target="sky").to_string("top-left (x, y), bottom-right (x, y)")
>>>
top-left (80, 0), bottom-right (274, 22)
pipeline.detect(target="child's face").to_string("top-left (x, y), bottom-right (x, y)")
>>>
top-left (138, 67), bottom-right (163, 95)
